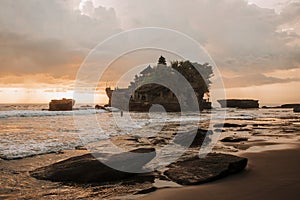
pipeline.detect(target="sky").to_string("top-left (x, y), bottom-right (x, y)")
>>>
top-left (0, 0), bottom-right (299, 105)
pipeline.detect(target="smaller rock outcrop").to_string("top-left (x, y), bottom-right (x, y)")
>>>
top-left (281, 104), bottom-right (300, 109)
top-left (221, 137), bottom-right (248, 143)
top-left (95, 104), bottom-right (105, 110)
top-left (294, 106), bottom-right (300, 113)
top-left (174, 129), bottom-right (212, 148)
top-left (30, 148), bottom-right (248, 187)
top-left (30, 148), bottom-right (156, 184)
top-left (49, 98), bottom-right (75, 111)
top-left (164, 153), bottom-right (247, 185)
top-left (218, 99), bottom-right (259, 109)
top-left (214, 123), bottom-right (247, 128)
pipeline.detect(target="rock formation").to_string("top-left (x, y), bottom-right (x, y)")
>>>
top-left (106, 56), bottom-right (213, 112)
top-left (221, 137), bottom-right (248, 143)
top-left (49, 98), bottom-right (75, 111)
top-left (294, 106), bottom-right (300, 113)
top-left (218, 99), bottom-right (259, 109)
top-left (164, 153), bottom-right (248, 185)
top-left (174, 129), bottom-right (212, 147)
top-left (30, 149), bottom-right (248, 186)
top-left (30, 148), bottom-right (156, 184)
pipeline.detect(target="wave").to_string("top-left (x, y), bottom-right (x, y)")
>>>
top-left (0, 109), bottom-right (107, 119)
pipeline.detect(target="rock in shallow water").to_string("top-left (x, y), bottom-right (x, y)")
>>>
top-left (221, 137), bottom-right (248, 143)
top-left (214, 123), bottom-right (247, 128)
top-left (164, 153), bottom-right (247, 185)
top-left (294, 107), bottom-right (300, 113)
top-left (174, 129), bottom-right (212, 148)
top-left (30, 148), bottom-right (247, 187)
top-left (30, 148), bottom-right (156, 184)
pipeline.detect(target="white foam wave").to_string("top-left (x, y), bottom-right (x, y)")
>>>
top-left (0, 109), bottom-right (107, 119)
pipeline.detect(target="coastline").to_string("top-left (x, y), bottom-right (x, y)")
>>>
top-left (1, 107), bottom-right (299, 199)
top-left (142, 145), bottom-right (300, 200)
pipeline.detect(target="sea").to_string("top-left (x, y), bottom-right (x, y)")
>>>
top-left (0, 103), bottom-right (299, 160)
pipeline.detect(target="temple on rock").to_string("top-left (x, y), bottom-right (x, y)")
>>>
top-left (105, 56), bottom-right (213, 112)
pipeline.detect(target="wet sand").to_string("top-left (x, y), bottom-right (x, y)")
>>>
top-left (142, 146), bottom-right (300, 200)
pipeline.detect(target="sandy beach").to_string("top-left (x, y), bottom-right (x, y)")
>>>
top-left (1, 140), bottom-right (299, 199)
top-left (142, 146), bottom-right (300, 200)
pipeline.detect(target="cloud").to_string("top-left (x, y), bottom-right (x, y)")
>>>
top-left (223, 73), bottom-right (300, 88)
top-left (100, 0), bottom-right (300, 81)
top-left (280, 1), bottom-right (300, 23)
top-left (0, 0), bottom-right (120, 47)
top-left (0, 74), bottom-right (74, 88)
top-left (1, 0), bottom-right (300, 90)
top-left (0, 0), bottom-right (121, 80)
top-left (0, 32), bottom-right (84, 78)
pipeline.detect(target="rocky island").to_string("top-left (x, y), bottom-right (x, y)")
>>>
top-left (106, 56), bottom-right (212, 112)
top-left (49, 98), bottom-right (75, 111)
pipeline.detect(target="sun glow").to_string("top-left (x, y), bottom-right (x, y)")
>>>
top-left (0, 87), bottom-right (108, 104)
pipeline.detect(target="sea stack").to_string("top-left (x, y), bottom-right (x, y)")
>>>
top-left (218, 99), bottom-right (259, 109)
top-left (105, 56), bottom-right (213, 112)
top-left (294, 107), bottom-right (300, 113)
top-left (49, 98), bottom-right (75, 111)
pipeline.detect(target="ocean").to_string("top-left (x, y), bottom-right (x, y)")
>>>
top-left (0, 104), bottom-right (299, 160)
top-left (1, 104), bottom-right (300, 199)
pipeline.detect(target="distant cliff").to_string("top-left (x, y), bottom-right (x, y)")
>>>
top-left (281, 104), bottom-right (300, 108)
top-left (218, 99), bottom-right (259, 109)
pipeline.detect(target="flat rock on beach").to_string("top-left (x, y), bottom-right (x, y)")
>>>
top-left (30, 147), bottom-right (247, 187)
top-left (30, 148), bottom-right (156, 184)
top-left (164, 153), bottom-right (248, 185)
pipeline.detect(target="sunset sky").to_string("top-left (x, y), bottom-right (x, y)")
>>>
top-left (0, 0), bottom-right (299, 105)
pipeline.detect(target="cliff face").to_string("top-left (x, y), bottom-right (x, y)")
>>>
top-left (218, 99), bottom-right (259, 109)
top-left (49, 99), bottom-right (75, 111)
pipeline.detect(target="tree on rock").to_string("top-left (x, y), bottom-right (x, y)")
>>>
top-left (158, 56), bottom-right (167, 65)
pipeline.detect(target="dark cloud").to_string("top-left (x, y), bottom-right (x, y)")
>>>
top-left (0, 0), bottom-right (120, 47)
top-left (0, 0), bottom-right (300, 88)
top-left (0, 0), bottom-right (121, 82)
top-left (110, 0), bottom-right (300, 75)
top-left (0, 32), bottom-right (84, 78)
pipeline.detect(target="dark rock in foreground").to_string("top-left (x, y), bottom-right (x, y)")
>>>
top-left (30, 147), bottom-right (247, 187)
top-left (294, 107), bottom-right (300, 113)
top-left (221, 137), bottom-right (248, 143)
top-left (164, 153), bottom-right (247, 185)
top-left (30, 148), bottom-right (155, 184)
